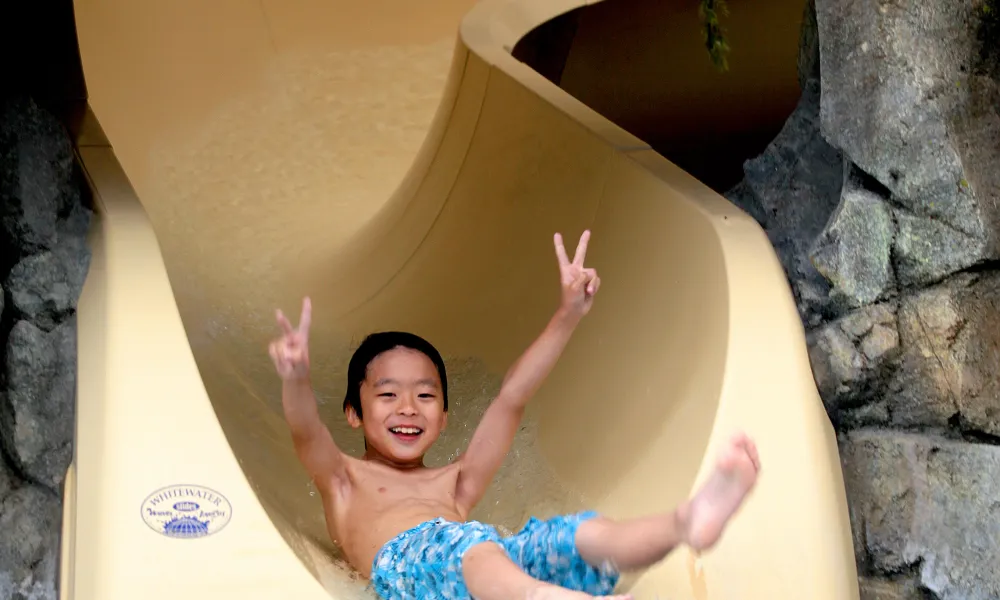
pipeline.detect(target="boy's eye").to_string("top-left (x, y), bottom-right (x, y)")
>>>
top-left (378, 392), bottom-right (396, 398)
top-left (418, 393), bottom-right (435, 399)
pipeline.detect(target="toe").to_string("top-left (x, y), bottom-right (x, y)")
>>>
top-left (744, 437), bottom-right (761, 471)
top-left (729, 432), bottom-right (760, 470)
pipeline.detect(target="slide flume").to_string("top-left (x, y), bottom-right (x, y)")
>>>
top-left (61, 0), bottom-right (860, 598)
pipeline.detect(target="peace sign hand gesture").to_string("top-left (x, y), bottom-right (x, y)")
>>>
top-left (269, 297), bottom-right (313, 381)
top-left (554, 230), bottom-right (601, 317)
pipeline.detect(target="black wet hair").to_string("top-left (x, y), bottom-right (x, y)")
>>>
top-left (342, 331), bottom-right (448, 420)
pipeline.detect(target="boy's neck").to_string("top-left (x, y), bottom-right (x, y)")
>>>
top-left (362, 446), bottom-right (426, 470)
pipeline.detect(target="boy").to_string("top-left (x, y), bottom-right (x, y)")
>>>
top-left (268, 230), bottom-right (760, 599)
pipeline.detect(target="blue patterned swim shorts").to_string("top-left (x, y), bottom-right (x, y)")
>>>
top-left (369, 511), bottom-right (620, 599)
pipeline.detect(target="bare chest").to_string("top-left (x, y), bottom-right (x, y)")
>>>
top-left (349, 461), bottom-right (461, 508)
top-left (328, 460), bottom-right (465, 575)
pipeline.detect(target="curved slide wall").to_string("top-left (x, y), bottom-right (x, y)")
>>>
top-left (64, 0), bottom-right (860, 598)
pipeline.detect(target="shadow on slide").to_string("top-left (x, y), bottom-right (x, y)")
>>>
top-left (61, 0), bottom-right (859, 598)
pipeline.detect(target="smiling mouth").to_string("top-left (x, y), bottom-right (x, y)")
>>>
top-left (389, 426), bottom-right (424, 441)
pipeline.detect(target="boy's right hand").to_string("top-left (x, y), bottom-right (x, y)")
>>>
top-left (554, 230), bottom-right (600, 318)
top-left (268, 296), bottom-right (312, 381)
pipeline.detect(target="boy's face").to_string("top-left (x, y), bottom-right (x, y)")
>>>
top-left (346, 346), bottom-right (447, 466)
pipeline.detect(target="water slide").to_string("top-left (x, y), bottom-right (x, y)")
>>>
top-left (61, 0), bottom-right (859, 598)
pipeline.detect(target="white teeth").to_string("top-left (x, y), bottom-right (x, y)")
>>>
top-left (390, 427), bottom-right (421, 435)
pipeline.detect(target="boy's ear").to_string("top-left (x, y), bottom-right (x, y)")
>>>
top-left (345, 405), bottom-right (362, 428)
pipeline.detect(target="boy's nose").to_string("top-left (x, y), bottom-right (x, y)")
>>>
top-left (397, 395), bottom-right (418, 414)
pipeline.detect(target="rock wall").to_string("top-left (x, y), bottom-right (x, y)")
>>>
top-left (0, 96), bottom-right (91, 599)
top-left (727, 0), bottom-right (1000, 598)
top-left (0, 2), bottom-right (995, 598)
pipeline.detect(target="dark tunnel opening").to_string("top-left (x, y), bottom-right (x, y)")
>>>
top-left (512, 0), bottom-right (807, 194)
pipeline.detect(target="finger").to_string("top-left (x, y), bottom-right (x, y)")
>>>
top-left (589, 275), bottom-right (601, 296)
top-left (572, 229), bottom-right (591, 266)
top-left (553, 233), bottom-right (570, 267)
top-left (270, 344), bottom-right (288, 373)
top-left (571, 269), bottom-right (588, 291)
top-left (299, 296), bottom-right (312, 337)
top-left (276, 309), bottom-right (294, 335)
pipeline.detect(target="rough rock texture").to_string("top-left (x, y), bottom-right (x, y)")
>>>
top-left (809, 272), bottom-right (1000, 436)
top-left (842, 432), bottom-right (1000, 600)
top-left (729, 1), bottom-right (1000, 597)
top-left (890, 274), bottom-right (1000, 436)
top-left (810, 163), bottom-right (896, 310)
top-left (816, 0), bottom-right (1000, 287)
top-left (859, 577), bottom-right (927, 600)
top-left (0, 96), bottom-right (90, 599)
top-left (0, 482), bottom-right (61, 600)
top-left (807, 301), bottom-right (900, 425)
top-left (797, 0), bottom-right (820, 88)
top-left (0, 96), bottom-right (77, 259)
top-left (724, 77), bottom-right (844, 327)
top-left (7, 203), bottom-right (90, 331)
top-left (2, 318), bottom-right (77, 489)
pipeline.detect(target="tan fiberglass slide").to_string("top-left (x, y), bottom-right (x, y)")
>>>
top-left (62, 0), bottom-right (859, 598)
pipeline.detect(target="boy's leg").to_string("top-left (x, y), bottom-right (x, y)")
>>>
top-left (462, 542), bottom-right (632, 600)
top-left (576, 433), bottom-right (760, 572)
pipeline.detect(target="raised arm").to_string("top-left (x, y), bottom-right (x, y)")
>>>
top-left (268, 297), bottom-right (349, 494)
top-left (455, 231), bottom-right (601, 512)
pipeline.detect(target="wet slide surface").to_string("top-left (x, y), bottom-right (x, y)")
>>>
top-left (66, 0), bottom-right (859, 598)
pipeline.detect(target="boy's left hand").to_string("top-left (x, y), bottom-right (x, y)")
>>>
top-left (554, 229), bottom-right (600, 317)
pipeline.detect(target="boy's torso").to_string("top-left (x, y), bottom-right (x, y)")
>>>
top-left (322, 456), bottom-right (467, 577)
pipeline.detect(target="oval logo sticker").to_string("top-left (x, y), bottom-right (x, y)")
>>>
top-left (141, 484), bottom-right (232, 539)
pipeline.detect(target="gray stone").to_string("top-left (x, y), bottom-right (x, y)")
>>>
top-left (8, 252), bottom-right (76, 330)
top-left (840, 432), bottom-right (916, 573)
top-left (816, 0), bottom-right (999, 285)
top-left (893, 210), bottom-right (985, 287)
top-left (6, 212), bottom-right (90, 330)
top-left (0, 96), bottom-right (76, 259)
top-left (725, 77), bottom-right (844, 325)
top-left (810, 163), bottom-right (895, 308)
top-left (807, 302), bottom-right (899, 424)
top-left (57, 197), bottom-right (92, 262)
top-left (798, 0), bottom-right (820, 89)
top-left (947, 62), bottom-right (1000, 276)
top-left (24, 530), bottom-right (58, 600)
top-left (888, 273), bottom-right (1000, 435)
top-left (841, 432), bottom-right (1000, 600)
top-left (0, 318), bottom-right (76, 489)
top-left (0, 484), bottom-right (60, 597)
top-left (0, 551), bottom-right (57, 600)
top-left (0, 460), bottom-right (12, 503)
top-left (5, 172), bottom-right (93, 331)
top-left (859, 576), bottom-right (927, 600)
top-left (809, 272), bottom-right (1000, 434)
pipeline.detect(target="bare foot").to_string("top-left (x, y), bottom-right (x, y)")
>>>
top-left (526, 584), bottom-right (632, 600)
top-left (682, 432), bottom-right (760, 551)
